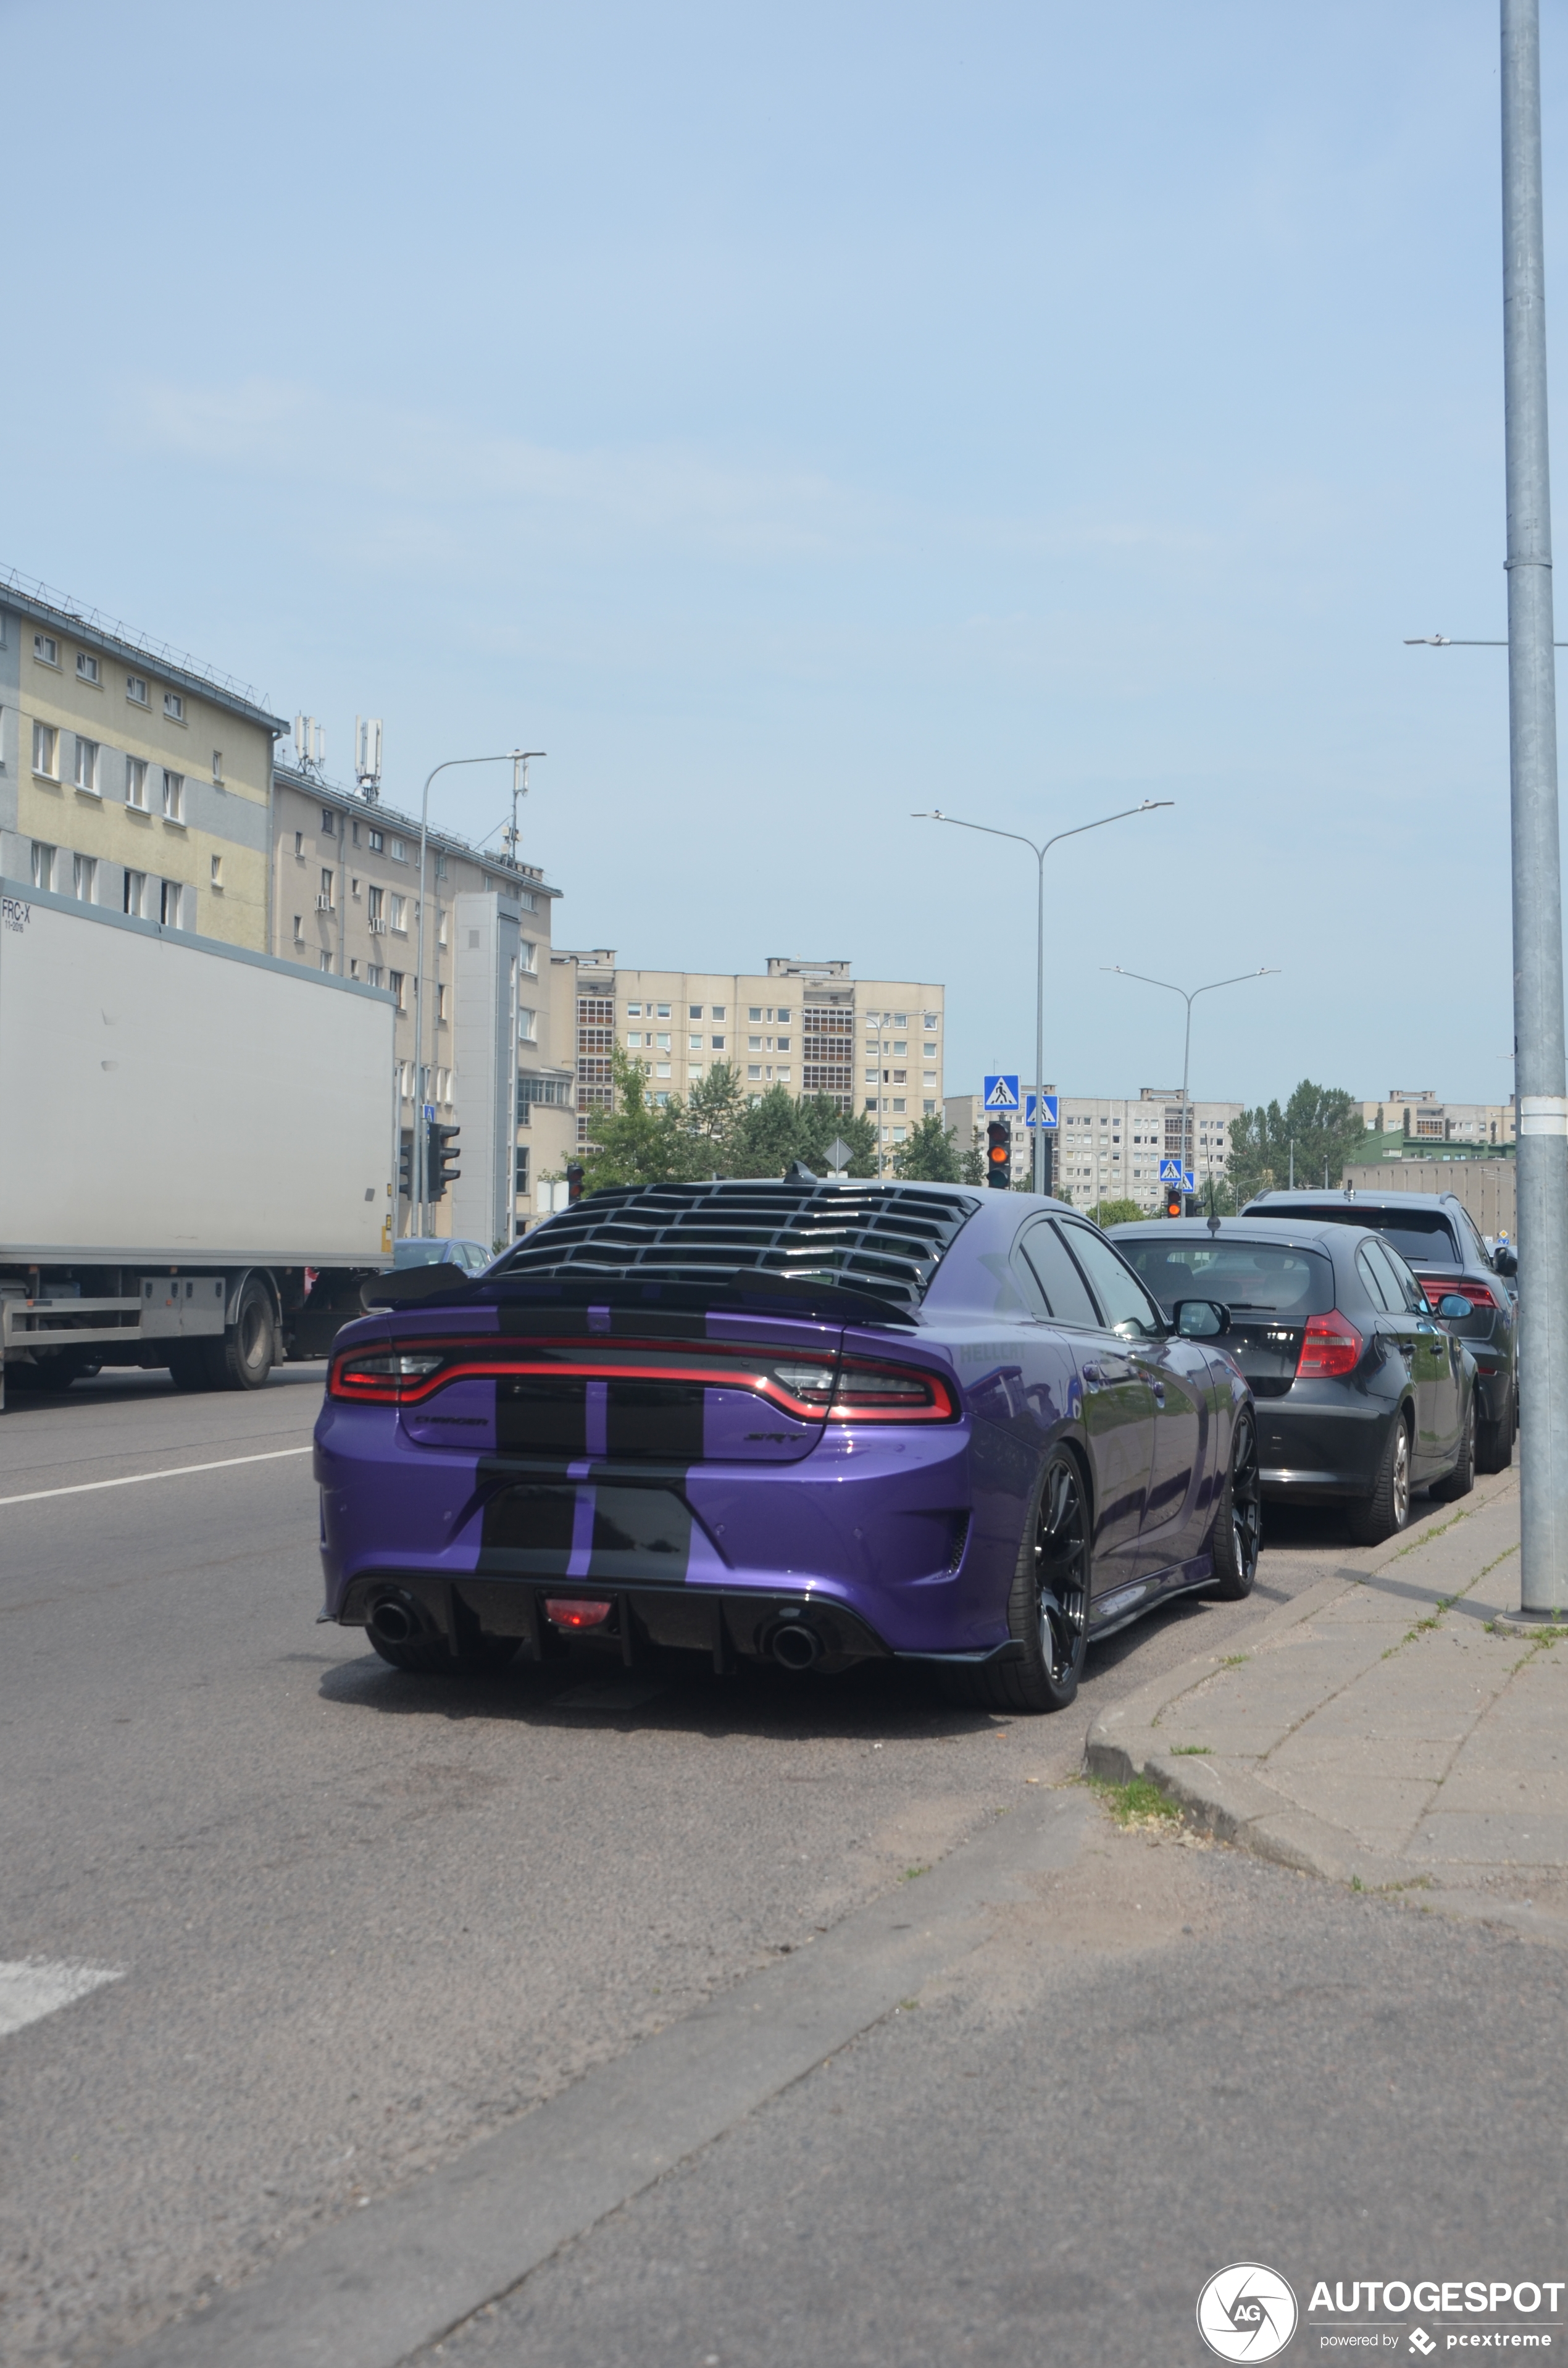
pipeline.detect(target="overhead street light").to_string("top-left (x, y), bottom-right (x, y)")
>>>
top-left (412, 751), bottom-right (532, 1236)
top-left (1103, 965), bottom-right (1280, 1207)
top-left (1405, 633), bottom-right (1568, 645)
top-left (914, 800), bottom-right (1174, 1193)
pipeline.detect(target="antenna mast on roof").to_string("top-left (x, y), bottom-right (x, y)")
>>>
top-left (354, 716), bottom-right (383, 801)
top-left (292, 714), bottom-right (324, 780)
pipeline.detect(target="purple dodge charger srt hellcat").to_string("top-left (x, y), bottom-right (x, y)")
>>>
top-left (314, 1178), bottom-right (1259, 1713)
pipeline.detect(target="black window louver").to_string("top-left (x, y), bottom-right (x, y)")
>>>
top-left (494, 1181), bottom-right (980, 1316)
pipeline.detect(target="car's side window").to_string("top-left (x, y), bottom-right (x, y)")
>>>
top-left (1017, 1221), bottom-right (1100, 1329)
top-left (1372, 1238), bottom-right (1424, 1313)
top-left (1356, 1244), bottom-right (1394, 1312)
top-left (1056, 1220), bottom-right (1166, 1339)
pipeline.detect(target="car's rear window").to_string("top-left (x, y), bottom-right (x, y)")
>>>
top-left (1249, 1205), bottom-right (1462, 1268)
top-left (492, 1180), bottom-right (981, 1315)
top-left (1120, 1237), bottom-right (1335, 1320)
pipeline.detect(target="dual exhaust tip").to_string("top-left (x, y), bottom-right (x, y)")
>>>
top-left (368, 1589), bottom-right (824, 1671)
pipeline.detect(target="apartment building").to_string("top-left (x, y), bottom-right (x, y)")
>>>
top-left (946, 1087), bottom-right (1243, 1207)
top-left (271, 763), bottom-right (571, 1240)
top-left (0, 574), bottom-right (283, 950)
top-left (1358, 1090), bottom-right (1516, 1150)
top-left (551, 953), bottom-right (945, 1172)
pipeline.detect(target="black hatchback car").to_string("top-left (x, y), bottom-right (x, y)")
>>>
top-left (1238, 1189), bottom-right (1516, 1473)
top-left (1109, 1216), bottom-right (1477, 1544)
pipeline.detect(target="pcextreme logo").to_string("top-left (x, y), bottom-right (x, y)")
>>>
top-left (1197, 2264), bottom-right (1300, 2362)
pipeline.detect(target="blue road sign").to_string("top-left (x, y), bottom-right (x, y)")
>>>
top-left (1158, 1157), bottom-right (1184, 1184)
top-left (423, 1103), bottom-right (436, 1121)
top-left (1025, 1093), bottom-right (1059, 1129)
top-left (1183, 1168), bottom-right (1195, 1193)
top-left (983, 1074), bottom-right (1020, 1112)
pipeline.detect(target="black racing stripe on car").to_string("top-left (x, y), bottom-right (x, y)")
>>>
top-left (605, 1308), bottom-right (709, 1341)
top-left (605, 1379), bottom-right (706, 1461)
top-left (587, 1486), bottom-right (694, 1584)
top-left (496, 1376), bottom-right (588, 1458)
top-left (478, 1483), bottom-right (578, 1572)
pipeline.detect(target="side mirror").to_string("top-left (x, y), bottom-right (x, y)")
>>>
top-left (1493, 1246), bottom-right (1518, 1278)
top-left (1174, 1297), bottom-right (1231, 1338)
top-left (1436, 1294), bottom-right (1472, 1320)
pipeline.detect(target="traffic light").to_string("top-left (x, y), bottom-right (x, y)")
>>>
top-left (398, 1128), bottom-right (413, 1200)
top-left (986, 1120), bottom-right (1011, 1189)
top-left (1165, 1187), bottom-right (1183, 1219)
top-left (428, 1121), bottom-right (461, 1200)
top-left (566, 1161), bottom-right (585, 1203)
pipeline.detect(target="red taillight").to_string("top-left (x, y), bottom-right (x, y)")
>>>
top-left (1296, 1310), bottom-right (1363, 1379)
top-left (1420, 1276), bottom-right (1498, 1312)
top-left (828, 1357), bottom-right (956, 1422)
top-left (544, 1599), bottom-right (612, 1629)
top-left (328, 1348), bottom-right (446, 1402)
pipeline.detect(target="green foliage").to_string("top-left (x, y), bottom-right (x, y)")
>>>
top-left (1086, 1197), bottom-right (1144, 1231)
top-left (1227, 1079), bottom-right (1364, 1202)
top-left (893, 1113), bottom-right (963, 1182)
top-left (575, 1050), bottom-right (879, 1196)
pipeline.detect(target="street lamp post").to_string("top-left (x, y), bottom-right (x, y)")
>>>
top-left (504, 753), bottom-right (546, 1243)
top-left (1103, 966), bottom-right (1278, 1207)
top-left (913, 801), bottom-right (1173, 1192)
top-left (412, 751), bottom-right (528, 1237)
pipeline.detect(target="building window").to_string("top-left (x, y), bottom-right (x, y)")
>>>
top-left (712, 1005), bottom-right (726, 1019)
top-left (76, 651), bottom-right (100, 684)
top-left (368, 829), bottom-right (383, 853)
top-left (350, 876), bottom-right (360, 898)
top-left (294, 830), bottom-right (304, 856)
top-left (892, 1098), bottom-right (906, 1113)
top-left (776, 1006), bottom-right (791, 1023)
top-left (161, 879), bottom-right (185, 929)
top-left (320, 868), bottom-right (334, 906)
top-left (320, 805), bottom-right (335, 834)
top-left (893, 1013), bottom-right (907, 1027)
top-left (72, 853), bottom-right (97, 902)
top-left (126, 674), bottom-right (148, 705)
top-left (350, 818), bottom-right (361, 847)
top-left (163, 690), bottom-right (185, 721)
top-left (213, 750), bottom-right (223, 784)
top-left (690, 1004), bottom-right (703, 1018)
top-left (436, 983), bottom-right (447, 1021)
top-left (320, 950), bottom-right (333, 974)
top-left (390, 836), bottom-right (407, 861)
top-left (75, 737), bottom-right (99, 792)
top-left (367, 964), bottom-right (384, 989)
top-left (293, 914), bottom-right (303, 942)
top-left (388, 893), bottom-right (407, 931)
top-left (348, 958), bottom-right (359, 979)
top-left (924, 1099), bottom-right (936, 1114)
top-left (162, 770), bottom-right (183, 821)
top-left (519, 1006), bottom-right (537, 1042)
top-left (923, 1013), bottom-right (938, 1030)
top-left (749, 1035), bottom-right (762, 1050)
top-left (627, 1031), bottom-right (643, 1048)
top-left (520, 939), bottom-right (537, 972)
top-left (518, 889), bottom-right (536, 911)
top-left (124, 868), bottom-right (148, 918)
top-left (33, 633), bottom-right (58, 666)
top-left (711, 1034), bottom-right (725, 1050)
top-left (30, 842), bottom-right (57, 891)
top-left (390, 970), bottom-right (406, 1010)
top-left (434, 851), bottom-right (446, 879)
top-left (690, 1035), bottom-right (703, 1051)
top-left (126, 757), bottom-right (148, 809)
top-left (368, 885), bottom-right (384, 926)
top-left (211, 854), bottom-right (223, 888)
top-left (32, 722), bottom-right (57, 776)
top-left (748, 1065), bottom-right (762, 1080)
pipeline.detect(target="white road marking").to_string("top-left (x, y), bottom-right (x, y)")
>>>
top-left (0, 1444), bottom-right (313, 1508)
top-left (0, 1959), bottom-right (124, 2039)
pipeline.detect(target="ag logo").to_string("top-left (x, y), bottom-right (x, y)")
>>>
top-left (1196, 2263), bottom-right (1299, 2361)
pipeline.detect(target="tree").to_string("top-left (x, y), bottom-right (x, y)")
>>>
top-left (687, 1061), bottom-right (745, 1170)
top-left (1227, 1079), bottom-right (1364, 1203)
top-left (576, 1048), bottom-right (706, 1194)
top-left (892, 1113), bottom-right (962, 1182)
top-left (792, 1095), bottom-right (877, 1177)
top-left (1086, 1197), bottom-right (1143, 1230)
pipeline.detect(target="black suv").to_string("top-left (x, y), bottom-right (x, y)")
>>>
top-left (1237, 1189), bottom-right (1517, 1471)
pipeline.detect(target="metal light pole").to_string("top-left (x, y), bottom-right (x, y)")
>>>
top-left (1503, 0), bottom-right (1568, 1616)
top-left (914, 801), bottom-right (1173, 1190)
top-left (1103, 966), bottom-right (1278, 1206)
top-left (412, 751), bottom-right (527, 1236)
top-left (505, 753), bottom-right (546, 1242)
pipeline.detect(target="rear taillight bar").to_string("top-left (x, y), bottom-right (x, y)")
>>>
top-left (1420, 1276), bottom-right (1499, 1312)
top-left (327, 1338), bottom-right (956, 1423)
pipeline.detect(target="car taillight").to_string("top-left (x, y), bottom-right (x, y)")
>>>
top-left (1420, 1276), bottom-right (1498, 1312)
top-left (328, 1349), bottom-right (445, 1402)
top-left (828, 1358), bottom-right (955, 1421)
top-left (1296, 1311), bottom-right (1363, 1379)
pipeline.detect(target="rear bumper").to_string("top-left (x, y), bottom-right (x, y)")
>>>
top-left (334, 1570), bottom-right (1025, 1673)
top-left (1254, 1395), bottom-right (1390, 1500)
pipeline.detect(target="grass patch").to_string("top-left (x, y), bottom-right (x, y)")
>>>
top-left (1220, 1653), bottom-right (1248, 1668)
top-left (900, 1865), bottom-right (930, 1881)
top-left (1090, 1775), bottom-right (1183, 1828)
top-left (1170, 1744), bottom-right (1212, 1755)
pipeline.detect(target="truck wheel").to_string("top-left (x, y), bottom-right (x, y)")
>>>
top-left (167, 1347), bottom-right (212, 1392)
top-left (209, 1280), bottom-right (276, 1391)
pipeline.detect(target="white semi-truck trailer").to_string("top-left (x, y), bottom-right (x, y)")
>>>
top-left (0, 880), bottom-right (395, 1408)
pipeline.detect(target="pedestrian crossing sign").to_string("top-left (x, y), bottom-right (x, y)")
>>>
top-left (983, 1074), bottom-right (1020, 1111)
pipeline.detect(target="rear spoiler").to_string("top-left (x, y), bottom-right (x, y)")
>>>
top-left (361, 1266), bottom-right (917, 1328)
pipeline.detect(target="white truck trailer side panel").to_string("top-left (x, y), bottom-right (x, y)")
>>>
top-left (0, 884), bottom-right (394, 1265)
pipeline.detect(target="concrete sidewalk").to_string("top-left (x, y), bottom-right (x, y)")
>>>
top-left (1087, 1468), bottom-right (1568, 1934)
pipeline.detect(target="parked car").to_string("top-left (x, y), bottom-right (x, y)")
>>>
top-left (314, 1182), bottom-right (1259, 1715)
top-left (1236, 1189), bottom-right (1516, 1471)
top-left (393, 1237), bottom-right (494, 1274)
top-left (1110, 1215), bottom-right (1477, 1542)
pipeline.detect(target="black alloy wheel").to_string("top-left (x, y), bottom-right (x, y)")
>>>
top-left (967, 1447), bottom-right (1092, 1715)
top-left (1206, 1407), bottom-right (1262, 1600)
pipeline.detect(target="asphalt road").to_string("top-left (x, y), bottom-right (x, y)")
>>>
top-left (0, 1366), bottom-right (1518, 2366)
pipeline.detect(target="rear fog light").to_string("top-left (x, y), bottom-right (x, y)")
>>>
top-left (544, 1598), bottom-right (613, 1630)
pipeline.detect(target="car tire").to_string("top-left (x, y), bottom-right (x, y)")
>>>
top-left (956, 1447), bottom-right (1091, 1715)
top-left (1432, 1397), bottom-right (1477, 1502)
top-left (1477, 1379), bottom-right (1514, 1475)
top-left (1204, 1406), bottom-right (1262, 1600)
top-left (208, 1279), bottom-right (276, 1392)
top-left (1346, 1410), bottom-right (1412, 1546)
top-left (367, 1631), bottom-right (518, 1676)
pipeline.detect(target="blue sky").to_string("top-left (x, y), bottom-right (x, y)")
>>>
top-left (3, 1), bottom-right (1558, 1107)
